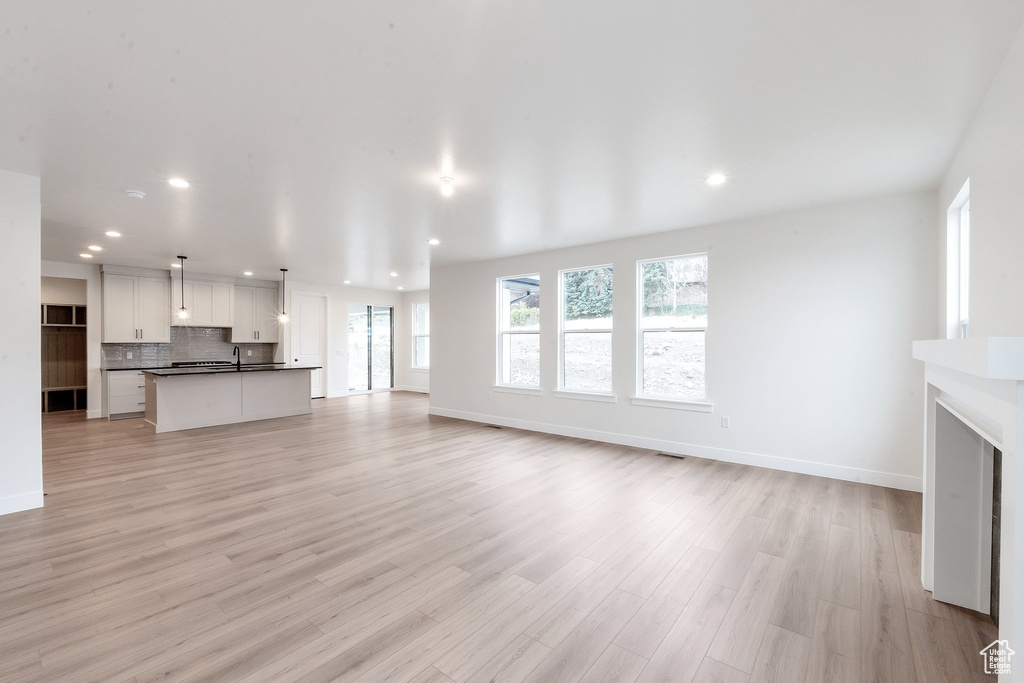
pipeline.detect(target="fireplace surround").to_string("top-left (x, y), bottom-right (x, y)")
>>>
top-left (913, 337), bottom-right (1023, 660)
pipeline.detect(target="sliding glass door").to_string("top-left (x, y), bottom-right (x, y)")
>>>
top-left (348, 303), bottom-right (393, 392)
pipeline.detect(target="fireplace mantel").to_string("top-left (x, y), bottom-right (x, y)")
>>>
top-left (913, 337), bottom-right (1024, 380)
top-left (914, 337), bottom-right (1023, 678)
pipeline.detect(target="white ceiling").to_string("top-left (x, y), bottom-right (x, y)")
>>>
top-left (2, 2), bottom-right (1022, 291)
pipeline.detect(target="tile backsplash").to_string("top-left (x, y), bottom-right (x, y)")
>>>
top-left (102, 327), bottom-right (276, 368)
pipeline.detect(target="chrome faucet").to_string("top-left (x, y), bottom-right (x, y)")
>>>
top-left (233, 346), bottom-right (241, 371)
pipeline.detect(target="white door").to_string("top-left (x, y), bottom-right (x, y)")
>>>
top-left (292, 293), bottom-right (326, 398)
top-left (232, 286), bottom-right (256, 342)
top-left (137, 277), bottom-right (170, 342)
top-left (103, 274), bottom-right (137, 342)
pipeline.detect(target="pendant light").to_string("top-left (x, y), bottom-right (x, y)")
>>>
top-left (278, 268), bottom-right (289, 324)
top-left (176, 256), bottom-right (189, 320)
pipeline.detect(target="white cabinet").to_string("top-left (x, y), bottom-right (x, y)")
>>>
top-left (172, 280), bottom-right (233, 327)
top-left (103, 274), bottom-right (136, 342)
top-left (107, 370), bottom-right (147, 418)
top-left (256, 287), bottom-right (279, 343)
top-left (232, 286), bottom-right (256, 342)
top-left (232, 285), bottom-right (279, 343)
top-left (103, 274), bottom-right (170, 343)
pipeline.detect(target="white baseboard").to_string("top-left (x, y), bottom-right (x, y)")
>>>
top-left (87, 409), bottom-right (103, 419)
top-left (0, 490), bottom-right (44, 516)
top-left (395, 386), bottom-right (429, 394)
top-left (428, 407), bottom-right (922, 492)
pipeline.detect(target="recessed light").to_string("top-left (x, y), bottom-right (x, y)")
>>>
top-left (87, 245), bottom-right (102, 251)
top-left (105, 230), bottom-right (121, 237)
top-left (125, 190), bottom-right (145, 199)
top-left (390, 272), bottom-right (398, 277)
top-left (79, 253), bottom-right (93, 259)
top-left (171, 263), bottom-right (181, 268)
top-left (439, 176), bottom-right (454, 197)
top-left (343, 280), bottom-right (351, 284)
top-left (428, 238), bottom-right (440, 246)
top-left (398, 286), bottom-right (404, 290)
top-left (243, 271), bottom-right (253, 276)
top-left (168, 177), bottom-right (190, 189)
top-left (705, 173), bottom-right (727, 186)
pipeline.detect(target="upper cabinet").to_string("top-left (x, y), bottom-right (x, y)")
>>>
top-left (172, 280), bottom-right (233, 327)
top-left (102, 273), bottom-right (171, 343)
top-left (232, 285), bottom-right (279, 343)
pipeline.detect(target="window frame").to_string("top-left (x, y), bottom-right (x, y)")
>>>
top-left (946, 179), bottom-right (970, 339)
top-left (411, 302), bottom-right (429, 369)
top-left (635, 252), bottom-right (710, 405)
top-left (496, 273), bottom-right (541, 389)
top-left (557, 264), bottom-right (614, 396)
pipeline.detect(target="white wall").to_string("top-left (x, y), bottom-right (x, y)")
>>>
top-left (939, 22), bottom-right (1024, 338)
top-left (430, 191), bottom-right (938, 490)
top-left (395, 289), bottom-right (430, 393)
top-left (41, 263), bottom-right (103, 418)
top-left (282, 281), bottom-right (404, 398)
top-left (1, 169), bottom-right (43, 515)
top-left (41, 276), bottom-right (87, 305)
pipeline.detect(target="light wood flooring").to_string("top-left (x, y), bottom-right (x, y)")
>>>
top-left (1, 391), bottom-right (996, 682)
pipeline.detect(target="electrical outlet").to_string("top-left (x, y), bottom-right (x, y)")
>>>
top-left (247, 350), bottom-right (252, 356)
top-left (721, 416), bottom-right (730, 428)
top-left (126, 351), bottom-right (133, 359)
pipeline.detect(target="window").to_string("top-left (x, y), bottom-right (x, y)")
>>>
top-left (947, 179), bottom-right (970, 339)
top-left (412, 302), bottom-right (429, 368)
top-left (638, 254), bottom-right (708, 400)
top-left (497, 275), bottom-right (540, 387)
top-left (559, 266), bottom-right (613, 393)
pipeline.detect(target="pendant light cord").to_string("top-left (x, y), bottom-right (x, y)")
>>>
top-left (281, 268), bottom-right (288, 316)
top-left (177, 255), bottom-right (187, 317)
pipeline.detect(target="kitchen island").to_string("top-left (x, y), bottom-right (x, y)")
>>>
top-left (142, 364), bottom-right (321, 433)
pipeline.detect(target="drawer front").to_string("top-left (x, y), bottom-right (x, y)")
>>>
top-left (109, 372), bottom-right (146, 398)
top-left (109, 394), bottom-right (146, 414)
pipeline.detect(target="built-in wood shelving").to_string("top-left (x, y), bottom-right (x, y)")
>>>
top-left (41, 303), bottom-right (87, 327)
top-left (41, 302), bottom-right (87, 412)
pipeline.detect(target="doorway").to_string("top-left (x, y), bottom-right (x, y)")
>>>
top-left (41, 277), bottom-right (88, 412)
top-left (348, 304), bottom-right (393, 392)
top-left (290, 292), bottom-right (327, 398)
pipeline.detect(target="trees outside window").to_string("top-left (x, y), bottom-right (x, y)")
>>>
top-left (560, 266), bottom-right (613, 393)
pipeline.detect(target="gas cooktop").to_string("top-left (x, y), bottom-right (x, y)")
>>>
top-left (170, 360), bottom-right (234, 368)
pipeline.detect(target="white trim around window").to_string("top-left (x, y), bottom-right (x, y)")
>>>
top-left (636, 253), bottom-right (709, 402)
top-left (496, 274), bottom-right (541, 388)
top-left (412, 302), bottom-right (429, 369)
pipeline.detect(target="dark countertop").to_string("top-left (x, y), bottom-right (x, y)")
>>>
top-left (143, 364), bottom-right (321, 377)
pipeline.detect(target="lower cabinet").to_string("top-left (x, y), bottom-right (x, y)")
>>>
top-left (107, 370), bottom-right (147, 418)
